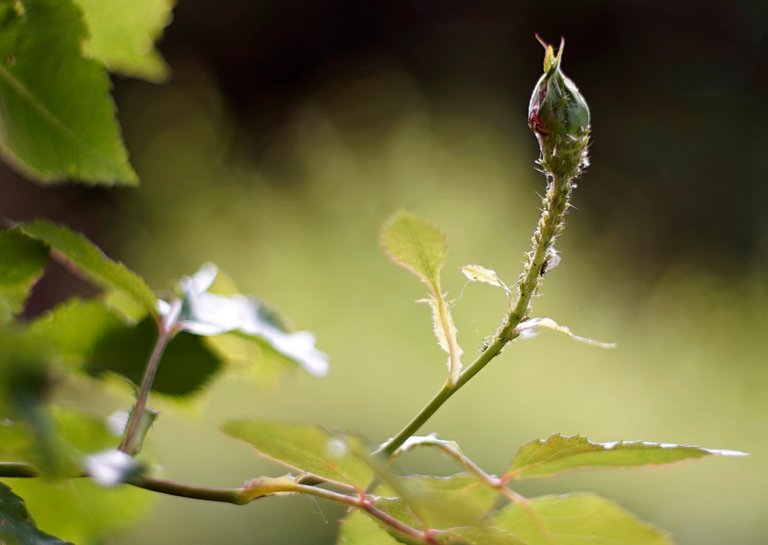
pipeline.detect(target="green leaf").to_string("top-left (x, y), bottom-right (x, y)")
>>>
top-left (376, 473), bottom-right (498, 530)
top-left (25, 298), bottom-right (126, 367)
top-left (0, 0), bottom-right (137, 185)
top-left (506, 434), bottom-right (747, 480)
top-left (380, 211), bottom-right (462, 383)
top-left (221, 419), bottom-right (373, 489)
top-left (381, 210), bottom-right (447, 291)
top-left (85, 317), bottom-right (224, 397)
top-left (0, 228), bottom-right (48, 324)
top-left (73, 0), bottom-right (174, 82)
top-left (20, 220), bottom-right (156, 314)
top-left (8, 478), bottom-right (151, 544)
top-left (495, 493), bottom-right (675, 545)
top-left (337, 511), bottom-right (402, 545)
top-left (444, 526), bottom-right (527, 545)
top-left (0, 482), bottom-right (72, 544)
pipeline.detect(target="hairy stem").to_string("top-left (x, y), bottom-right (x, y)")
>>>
top-left (377, 173), bottom-right (572, 458)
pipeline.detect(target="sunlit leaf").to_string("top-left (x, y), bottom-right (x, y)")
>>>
top-left (0, 228), bottom-right (48, 324)
top-left (0, 482), bottom-right (71, 544)
top-left (380, 211), bottom-right (462, 382)
top-left (381, 210), bottom-right (447, 291)
top-left (495, 493), bottom-right (675, 545)
top-left (73, 0), bottom-right (174, 82)
top-left (506, 434), bottom-right (747, 479)
top-left (221, 419), bottom-right (373, 489)
top-left (164, 263), bottom-right (329, 377)
top-left (337, 511), bottom-right (401, 545)
top-left (376, 473), bottom-right (497, 530)
top-left (0, 0), bottom-right (137, 185)
top-left (20, 220), bottom-right (156, 314)
top-left (85, 317), bottom-right (224, 397)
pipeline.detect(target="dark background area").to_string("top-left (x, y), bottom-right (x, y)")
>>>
top-left (3, 0), bottom-right (767, 269)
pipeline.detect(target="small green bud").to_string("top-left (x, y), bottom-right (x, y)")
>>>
top-left (528, 36), bottom-right (590, 179)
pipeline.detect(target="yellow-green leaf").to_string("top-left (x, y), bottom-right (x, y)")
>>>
top-left (222, 419), bottom-right (373, 489)
top-left (381, 210), bottom-right (446, 292)
top-left (74, 0), bottom-right (174, 82)
top-left (380, 211), bottom-right (462, 382)
top-left (506, 434), bottom-right (747, 480)
top-left (0, 482), bottom-right (71, 545)
top-left (495, 493), bottom-right (674, 545)
top-left (337, 512), bottom-right (401, 545)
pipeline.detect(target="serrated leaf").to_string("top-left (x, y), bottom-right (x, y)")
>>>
top-left (73, 0), bottom-right (174, 82)
top-left (0, 228), bottom-right (48, 323)
top-left (381, 211), bottom-right (447, 291)
top-left (25, 298), bottom-right (126, 367)
top-left (376, 473), bottom-right (497, 530)
top-left (0, 0), bottom-right (137, 185)
top-left (380, 211), bottom-right (462, 382)
top-left (506, 434), bottom-right (747, 480)
top-left (495, 493), bottom-right (675, 545)
top-left (167, 263), bottom-right (329, 378)
top-left (85, 316), bottom-right (223, 397)
top-left (221, 419), bottom-right (373, 489)
top-left (0, 482), bottom-right (72, 544)
top-left (20, 220), bottom-right (156, 314)
top-left (337, 511), bottom-right (402, 545)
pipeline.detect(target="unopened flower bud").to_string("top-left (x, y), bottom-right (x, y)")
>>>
top-left (528, 37), bottom-right (590, 179)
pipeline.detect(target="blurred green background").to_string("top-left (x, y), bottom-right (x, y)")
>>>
top-left (2, 1), bottom-right (767, 544)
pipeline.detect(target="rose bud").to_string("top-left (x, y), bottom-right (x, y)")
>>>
top-left (528, 36), bottom-right (590, 180)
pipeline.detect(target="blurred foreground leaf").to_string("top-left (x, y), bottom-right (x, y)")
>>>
top-left (0, 482), bottom-right (71, 545)
top-left (376, 473), bottom-right (497, 530)
top-left (9, 477), bottom-right (151, 544)
top-left (222, 419), bottom-right (373, 489)
top-left (26, 298), bottom-right (125, 367)
top-left (337, 511), bottom-right (401, 545)
top-left (380, 211), bottom-right (462, 382)
top-left (506, 434), bottom-right (747, 479)
top-left (0, 228), bottom-right (48, 324)
top-left (20, 220), bottom-right (156, 314)
top-left (74, 0), bottom-right (174, 82)
top-left (0, 0), bottom-right (137, 185)
top-left (495, 493), bottom-right (674, 545)
top-left (85, 317), bottom-right (223, 396)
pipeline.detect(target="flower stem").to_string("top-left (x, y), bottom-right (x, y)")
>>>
top-left (376, 173), bottom-right (573, 458)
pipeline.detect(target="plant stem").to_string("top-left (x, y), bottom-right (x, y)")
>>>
top-left (119, 301), bottom-right (180, 454)
top-left (0, 462), bottom-right (432, 543)
top-left (377, 174), bottom-right (573, 458)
